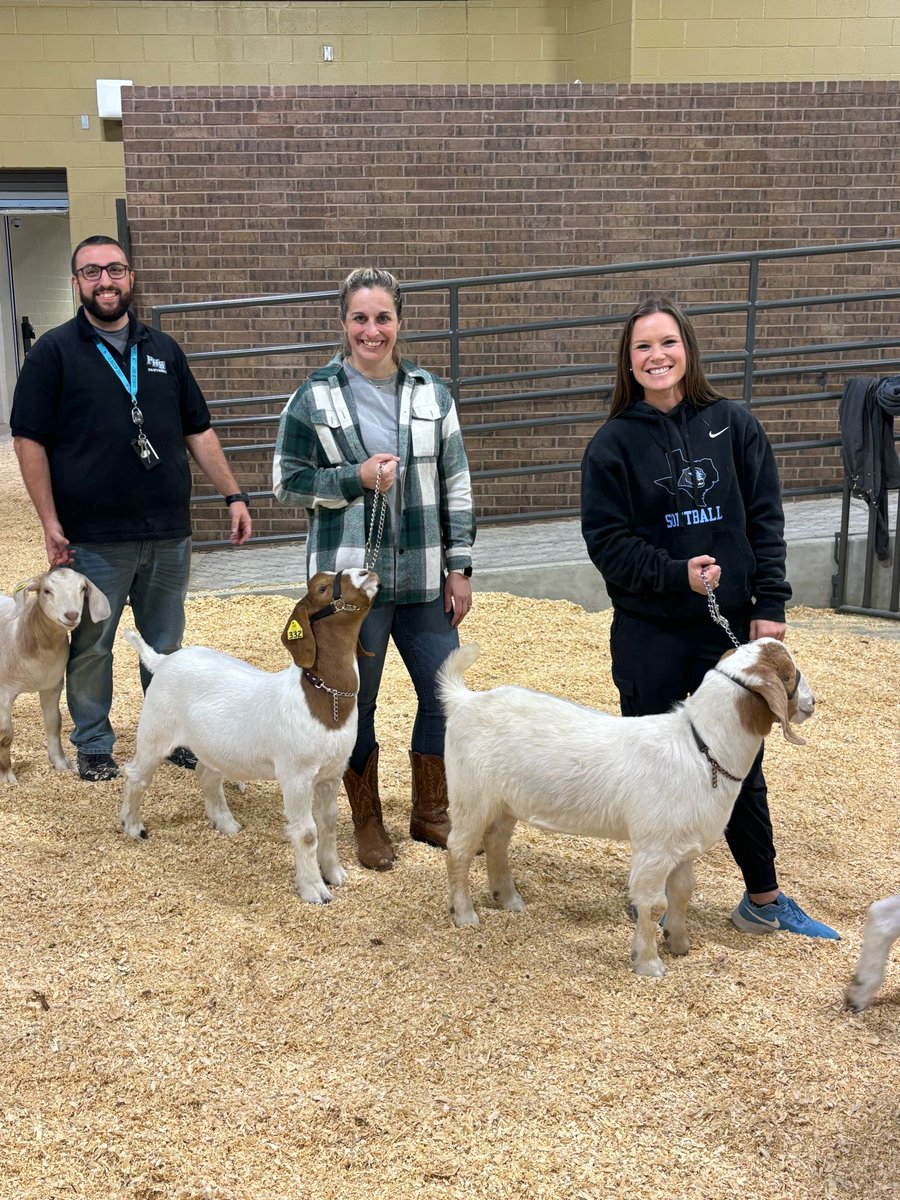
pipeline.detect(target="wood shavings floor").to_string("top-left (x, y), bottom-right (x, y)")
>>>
top-left (1, 440), bottom-right (898, 1199)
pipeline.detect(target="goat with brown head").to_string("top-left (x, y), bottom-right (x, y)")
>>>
top-left (120, 566), bottom-right (380, 903)
top-left (718, 638), bottom-right (813, 746)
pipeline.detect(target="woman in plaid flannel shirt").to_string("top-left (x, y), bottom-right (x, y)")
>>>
top-left (274, 268), bottom-right (476, 871)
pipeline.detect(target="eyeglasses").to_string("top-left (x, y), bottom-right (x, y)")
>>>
top-left (75, 262), bottom-right (130, 282)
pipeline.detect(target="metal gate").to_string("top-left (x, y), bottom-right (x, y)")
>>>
top-left (831, 482), bottom-right (900, 619)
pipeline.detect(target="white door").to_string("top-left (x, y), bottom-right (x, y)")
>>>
top-left (0, 168), bottom-right (72, 430)
top-left (1, 213), bottom-right (75, 430)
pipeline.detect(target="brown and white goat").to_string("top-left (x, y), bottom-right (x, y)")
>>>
top-left (437, 638), bottom-right (815, 977)
top-left (845, 895), bottom-right (900, 1012)
top-left (119, 568), bottom-right (379, 901)
top-left (0, 568), bottom-right (110, 783)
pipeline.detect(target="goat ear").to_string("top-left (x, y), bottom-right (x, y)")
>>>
top-left (357, 638), bottom-right (374, 659)
top-left (85, 580), bottom-right (111, 623)
top-left (751, 672), bottom-right (805, 746)
top-left (13, 577), bottom-right (40, 609)
top-left (281, 599), bottom-right (316, 668)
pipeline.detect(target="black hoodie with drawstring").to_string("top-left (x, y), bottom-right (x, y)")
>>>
top-left (580, 397), bottom-right (791, 623)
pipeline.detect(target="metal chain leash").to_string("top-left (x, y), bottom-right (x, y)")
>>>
top-left (364, 462), bottom-right (388, 571)
top-left (304, 671), bottom-right (358, 723)
top-left (700, 567), bottom-right (742, 650)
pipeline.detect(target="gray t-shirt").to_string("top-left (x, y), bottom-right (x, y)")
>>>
top-left (344, 360), bottom-right (401, 533)
top-left (95, 325), bottom-right (130, 356)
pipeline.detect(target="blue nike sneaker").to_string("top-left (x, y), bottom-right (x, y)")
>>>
top-left (731, 891), bottom-right (840, 940)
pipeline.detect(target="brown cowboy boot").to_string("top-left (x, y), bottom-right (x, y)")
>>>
top-left (409, 751), bottom-right (452, 849)
top-left (343, 745), bottom-right (395, 871)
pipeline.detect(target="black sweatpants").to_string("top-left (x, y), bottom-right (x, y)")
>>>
top-left (609, 606), bottom-right (778, 895)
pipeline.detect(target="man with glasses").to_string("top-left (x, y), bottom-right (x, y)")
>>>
top-left (10, 235), bottom-right (252, 781)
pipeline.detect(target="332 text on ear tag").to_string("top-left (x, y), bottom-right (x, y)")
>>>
top-left (286, 619), bottom-right (304, 640)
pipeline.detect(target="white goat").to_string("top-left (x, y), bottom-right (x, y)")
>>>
top-left (119, 568), bottom-right (379, 901)
top-left (845, 895), bottom-right (900, 1012)
top-left (0, 568), bottom-right (110, 783)
top-left (438, 638), bottom-right (814, 977)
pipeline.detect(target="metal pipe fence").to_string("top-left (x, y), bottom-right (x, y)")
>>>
top-left (151, 239), bottom-right (900, 542)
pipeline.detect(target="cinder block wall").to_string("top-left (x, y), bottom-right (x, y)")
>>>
top-left (121, 80), bottom-right (900, 542)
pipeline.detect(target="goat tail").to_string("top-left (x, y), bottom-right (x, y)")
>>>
top-left (436, 643), bottom-right (481, 715)
top-left (123, 628), bottom-right (165, 675)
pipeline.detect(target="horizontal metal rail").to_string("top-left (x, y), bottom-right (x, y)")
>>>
top-left (148, 240), bottom-right (900, 553)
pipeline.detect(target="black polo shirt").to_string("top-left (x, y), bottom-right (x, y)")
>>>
top-left (11, 308), bottom-right (212, 543)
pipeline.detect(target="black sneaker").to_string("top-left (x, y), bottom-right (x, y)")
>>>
top-left (166, 746), bottom-right (198, 770)
top-left (77, 752), bottom-right (119, 782)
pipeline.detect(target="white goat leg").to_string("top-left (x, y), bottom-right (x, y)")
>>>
top-left (195, 763), bottom-right (241, 836)
top-left (483, 813), bottom-right (524, 913)
top-left (0, 695), bottom-right (16, 784)
top-left (313, 775), bottom-right (346, 888)
top-left (845, 896), bottom-right (900, 1012)
top-left (283, 777), bottom-right (332, 903)
top-left (662, 860), bottom-right (695, 958)
top-left (120, 758), bottom-right (159, 839)
top-left (447, 824), bottom-right (483, 927)
top-left (39, 681), bottom-right (72, 772)
top-left (629, 854), bottom-right (671, 977)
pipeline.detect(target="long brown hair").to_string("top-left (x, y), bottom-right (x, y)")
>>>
top-left (608, 296), bottom-right (725, 420)
top-left (338, 267), bottom-right (405, 366)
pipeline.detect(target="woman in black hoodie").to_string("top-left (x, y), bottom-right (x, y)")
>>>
top-left (581, 297), bottom-right (838, 940)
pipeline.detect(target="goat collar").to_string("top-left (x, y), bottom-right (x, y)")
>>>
top-left (715, 665), bottom-right (801, 700)
top-left (309, 571), bottom-right (361, 623)
top-left (688, 722), bottom-right (743, 790)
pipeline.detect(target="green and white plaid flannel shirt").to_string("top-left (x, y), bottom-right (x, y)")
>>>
top-left (273, 357), bottom-right (475, 604)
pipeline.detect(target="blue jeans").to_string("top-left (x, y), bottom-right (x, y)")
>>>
top-left (349, 594), bottom-right (459, 773)
top-left (68, 538), bottom-right (192, 754)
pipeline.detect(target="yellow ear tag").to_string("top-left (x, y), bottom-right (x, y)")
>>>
top-left (286, 619), bottom-right (304, 641)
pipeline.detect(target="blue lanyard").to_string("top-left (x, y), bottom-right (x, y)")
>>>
top-left (95, 341), bottom-right (138, 403)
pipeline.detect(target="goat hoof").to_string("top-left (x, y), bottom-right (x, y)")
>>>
top-left (663, 931), bottom-right (690, 956)
top-left (213, 817), bottom-right (241, 837)
top-left (297, 883), bottom-right (333, 904)
top-left (844, 984), bottom-right (873, 1013)
top-left (451, 910), bottom-right (480, 928)
top-left (633, 957), bottom-right (666, 978)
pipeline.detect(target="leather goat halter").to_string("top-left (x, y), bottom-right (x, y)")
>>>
top-left (309, 570), bottom-right (362, 623)
top-left (715, 666), bottom-right (801, 701)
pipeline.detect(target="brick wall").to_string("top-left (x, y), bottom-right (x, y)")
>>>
top-left (120, 80), bottom-right (900, 542)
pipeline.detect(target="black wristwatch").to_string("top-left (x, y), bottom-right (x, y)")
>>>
top-left (224, 492), bottom-right (250, 507)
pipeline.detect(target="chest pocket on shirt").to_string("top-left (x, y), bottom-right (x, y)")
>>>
top-left (310, 408), bottom-right (350, 466)
top-left (409, 401), bottom-right (442, 459)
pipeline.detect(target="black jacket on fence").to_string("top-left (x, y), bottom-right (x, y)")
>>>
top-left (839, 376), bottom-right (900, 561)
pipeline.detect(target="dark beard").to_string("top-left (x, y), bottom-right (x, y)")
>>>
top-left (80, 285), bottom-right (132, 325)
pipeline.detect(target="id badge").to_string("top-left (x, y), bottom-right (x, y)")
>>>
top-left (132, 436), bottom-right (161, 471)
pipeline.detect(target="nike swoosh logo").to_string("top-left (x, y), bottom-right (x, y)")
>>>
top-left (709, 428), bottom-right (728, 439)
top-left (750, 913), bottom-right (781, 929)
